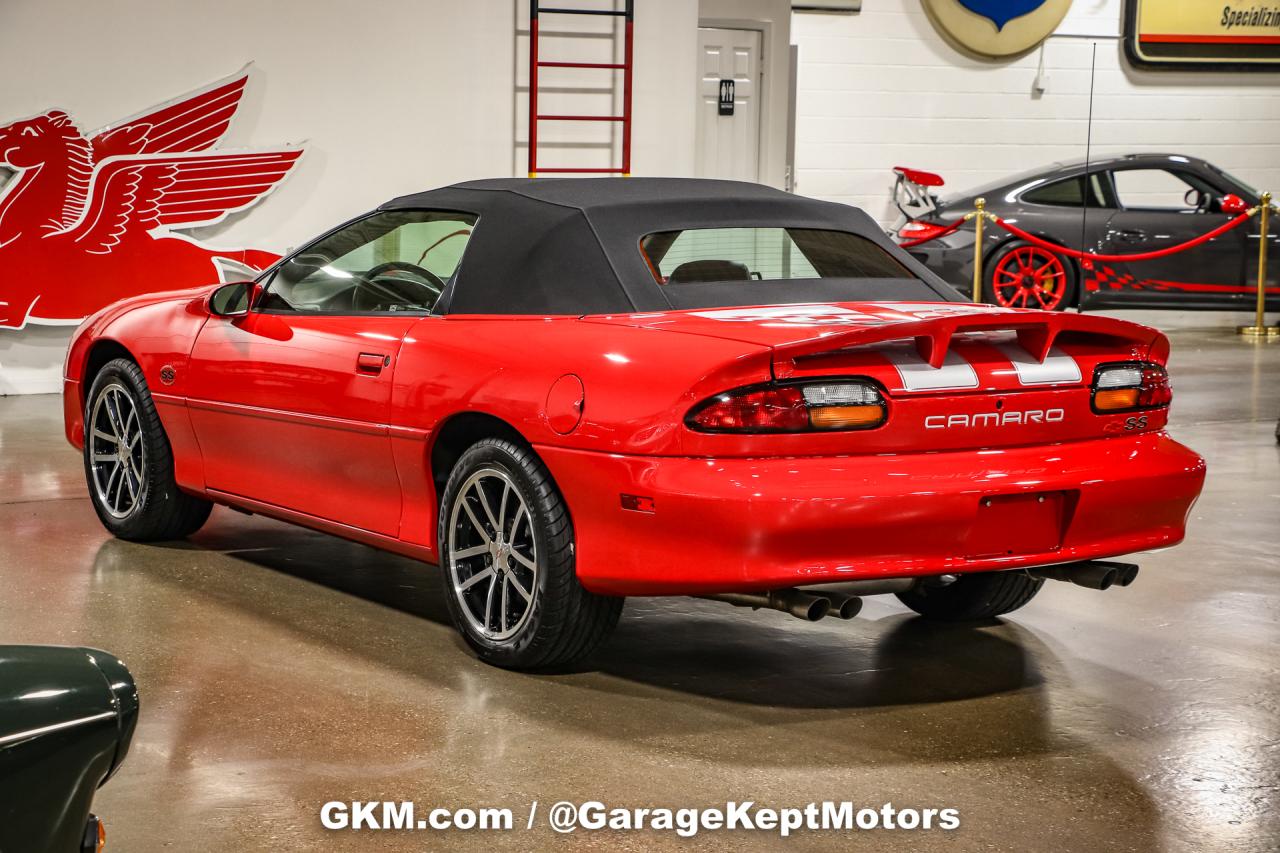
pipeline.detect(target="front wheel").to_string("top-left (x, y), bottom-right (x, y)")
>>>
top-left (984, 240), bottom-right (1076, 311)
top-left (83, 358), bottom-right (212, 540)
top-left (896, 571), bottom-right (1044, 621)
top-left (438, 438), bottom-right (622, 670)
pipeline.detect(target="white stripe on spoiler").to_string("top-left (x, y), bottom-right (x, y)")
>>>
top-left (995, 343), bottom-right (1082, 385)
top-left (882, 343), bottom-right (979, 392)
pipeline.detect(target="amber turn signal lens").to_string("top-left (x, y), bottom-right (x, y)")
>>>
top-left (809, 405), bottom-right (884, 429)
top-left (1093, 388), bottom-right (1140, 411)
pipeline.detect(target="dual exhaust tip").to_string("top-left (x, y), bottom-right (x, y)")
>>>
top-left (1028, 560), bottom-right (1139, 591)
top-left (699, 589), bottom-right (862, 622)
top-left (700, 561), bottom-right (1140, 622)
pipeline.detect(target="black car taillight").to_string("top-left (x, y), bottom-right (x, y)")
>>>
top-left (897, 220), bottom-right (952, 242)
top-left (1091, 362), bottom-right (1172, 413)
top-left (686, 380), bottom-right (887, 433)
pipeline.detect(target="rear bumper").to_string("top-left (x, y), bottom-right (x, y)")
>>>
top-left (539, 432), bottom-right (1206, 596)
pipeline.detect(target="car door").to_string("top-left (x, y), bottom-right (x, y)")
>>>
top-left (186, 209), bottom-right (477, 536)
top-left (1098, 167), bottom-right (1247, 307)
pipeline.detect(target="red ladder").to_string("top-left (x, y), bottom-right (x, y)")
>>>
top-left (528, 1), bottom-right (634, 177)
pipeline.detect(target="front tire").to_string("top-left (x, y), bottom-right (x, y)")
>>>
top-left (896, 571), bottom-right (1044, 621)
top-left (83, 358), bottom-right (212, 541)
top-left (438, 438), bottom-right (622, 670)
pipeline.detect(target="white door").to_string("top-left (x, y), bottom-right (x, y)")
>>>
top-left (696, 27), bottom-right (762, 183)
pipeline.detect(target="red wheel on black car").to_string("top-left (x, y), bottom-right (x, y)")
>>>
top-left (985, 241), bottom-right (1075, 311)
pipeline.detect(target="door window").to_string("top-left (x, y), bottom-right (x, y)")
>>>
top-left (258, 210), bottom-right (477, 314)
top-left (1111, 169), bottom-right (1216, 211)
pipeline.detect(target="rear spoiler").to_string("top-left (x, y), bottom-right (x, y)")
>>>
top-left (892, 166), bottom-right (944, 219)
top-left (772, 310), bottom-right (1168, 378)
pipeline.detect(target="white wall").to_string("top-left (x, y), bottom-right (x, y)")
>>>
top-left (0, 0), bottom-right (698, 394)
top-left (792, 0), bottom-right (1280, 226)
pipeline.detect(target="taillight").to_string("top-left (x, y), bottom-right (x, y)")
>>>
top-left (898, 220), bottom-right (951, 242)
top-left (1091, 362), bottom-right (1172, 413)
top-left (686, 380), bottom-right (887, 433)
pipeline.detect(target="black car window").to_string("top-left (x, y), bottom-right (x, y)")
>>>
top-left (1021, 175), bottom-right (1110, 208)
top-left (257, 210), bottom-right (477, 315)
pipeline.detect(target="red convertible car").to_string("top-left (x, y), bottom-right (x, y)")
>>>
top-left (64, 179), bottom-right (1206, 669)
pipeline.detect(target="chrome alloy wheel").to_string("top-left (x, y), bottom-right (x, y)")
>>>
top-left (447, 467), bottom-right (538, 641)
top-left (88, 382), bottom-right (147, 519)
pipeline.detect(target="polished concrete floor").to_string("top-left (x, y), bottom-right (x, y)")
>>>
top-left (1, 314), bottom-right (1277, 852)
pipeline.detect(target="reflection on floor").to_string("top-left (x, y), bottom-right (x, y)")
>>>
top-left (0, 314), bottom-right (1276, 851)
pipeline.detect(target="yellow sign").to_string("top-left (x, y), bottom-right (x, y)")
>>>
top-left (923, 0), bottom-right (1074, 58)
top-left (1126, 0), bottom-right (1280, 68)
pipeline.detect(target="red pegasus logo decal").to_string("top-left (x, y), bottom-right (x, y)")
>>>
top-left (0, 66), bottom-right (302, 329)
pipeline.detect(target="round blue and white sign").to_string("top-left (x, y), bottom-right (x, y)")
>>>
top-left (923, 0), bottom-right (1074, 57)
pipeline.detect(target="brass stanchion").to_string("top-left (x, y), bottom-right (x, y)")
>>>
top-left (971, 197), bottom-right (986, 304)
top-left (1239, 191), bottom-right (1278, 338)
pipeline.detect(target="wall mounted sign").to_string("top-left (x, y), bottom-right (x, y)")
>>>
top-left (1124, 0), bottom-right (1280, 70)
top-left (718, 79), bottom-right (735, 116)
top-left (0, 66), bottom-right (302, 330)
top-left (922, 0), bottom-right (1073, 57)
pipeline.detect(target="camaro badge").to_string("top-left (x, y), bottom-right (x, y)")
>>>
top-left (925, 409), bottom-right (1066, 429)
top-left (923, 0), bottom-right (1073, 56)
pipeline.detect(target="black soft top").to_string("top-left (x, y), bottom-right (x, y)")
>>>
top-left (381, 178), bottom-right (957, 315)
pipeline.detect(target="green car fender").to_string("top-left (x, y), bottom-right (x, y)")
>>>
top-left (0, 646), bottom-right (138, 853)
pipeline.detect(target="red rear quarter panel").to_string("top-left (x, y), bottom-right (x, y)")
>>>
top-left (391, 314), bottom-right (776, 454)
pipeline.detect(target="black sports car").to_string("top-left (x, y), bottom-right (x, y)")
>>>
top-left (894, 154), bottom-right (1279, 312)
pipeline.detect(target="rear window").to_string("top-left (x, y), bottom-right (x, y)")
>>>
top-left (640, 228), bottom-right (913, 284)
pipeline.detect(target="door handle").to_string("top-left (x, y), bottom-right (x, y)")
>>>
top-left (356, 352), bottom-right (390, 374)
top-left (1115, 229), bottom-right (1147, 244)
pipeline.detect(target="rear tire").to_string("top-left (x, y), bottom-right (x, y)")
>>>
top-left (83, 358), bottom-right (212, 541)
top-left (896, 571), bottom-right (1043, 621)
top-left (983, 240), bottom-right (1076, 311)
top-left (438, 438), bottom-right (622, 670)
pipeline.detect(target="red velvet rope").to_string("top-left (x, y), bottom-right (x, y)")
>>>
top-left (897, 216), bottom-right (968, 248)
top-left (990, 211), bottom-right (1255, 263)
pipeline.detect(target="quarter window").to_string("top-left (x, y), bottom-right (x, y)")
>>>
top-left (258, 210), bottom-right (477, 314)
top-left (1021, 175), bottom-right (1110, 208)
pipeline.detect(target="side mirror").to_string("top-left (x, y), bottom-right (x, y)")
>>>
top-left (1183, 188), bottom-right (1208, 210)
top-left (209, 281), bottom-right (255, 317)
top-left (1219, 193), bottom-right (1248, 215)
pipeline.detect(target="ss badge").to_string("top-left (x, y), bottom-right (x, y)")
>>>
top-left (1124, 415), bottom-right (1148, 431)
